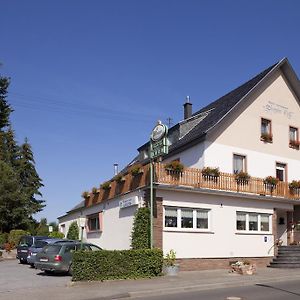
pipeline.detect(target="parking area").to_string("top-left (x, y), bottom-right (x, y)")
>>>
top-left (0, 260), bottom-right (71, 299)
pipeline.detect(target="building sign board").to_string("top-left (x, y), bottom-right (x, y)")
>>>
top-left (119, 196), bottom-right (139, 209)
top-left (150, 121), bottom-right (168, 159)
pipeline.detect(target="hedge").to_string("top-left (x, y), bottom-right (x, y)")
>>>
top-left (72, 248), bottom-right (163, 281)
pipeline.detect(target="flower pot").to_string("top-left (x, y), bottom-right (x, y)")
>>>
top-left (164, 264), bottom-right (179, 276)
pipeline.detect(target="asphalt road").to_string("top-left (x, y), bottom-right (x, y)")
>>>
top-left (140, 280), bottom-right (300, 300)
top-left (0, 260), bottom-right (71, 299)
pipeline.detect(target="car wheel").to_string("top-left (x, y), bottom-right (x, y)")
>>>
top-left (30, 263), bottom-right (35, 268)
top-left (19, 259), bottom-right (26, 264)
top-left (44, 270), bottom-right (53, 275)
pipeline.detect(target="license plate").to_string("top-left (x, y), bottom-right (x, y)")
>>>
top-left (40, 258), bottom-right (48, 262)
top-left (21, 250), bottom-right (28, 253)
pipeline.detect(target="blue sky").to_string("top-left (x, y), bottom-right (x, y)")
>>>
top-left (1, 0), bottom-right (300, 223)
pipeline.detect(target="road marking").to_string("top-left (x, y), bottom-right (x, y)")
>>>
top-left (226, 297), bottom-right (242, 300)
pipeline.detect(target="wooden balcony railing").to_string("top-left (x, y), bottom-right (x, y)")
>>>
top-left (85, 163), bottom-right (300, 207)
top-left (155, 163), bottom-right (300, 200)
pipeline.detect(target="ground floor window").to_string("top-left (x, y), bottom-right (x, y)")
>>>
top-left (87, 214), bottom-right (100, 231)
top-left (236, 211), bottom-right (271, 233)
top-left (164, 206), bottom-right (210, 231)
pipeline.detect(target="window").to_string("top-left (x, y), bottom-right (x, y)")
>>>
top-left (260, 214), bottom-right (270, 231)
top-left (236, 212), bottom-right (271, 233)
top-left (233, 154), bottom-right (246, 174)
top-left (261, 118), bottom-right (272, 142)
top-left (276, 163), bottom-right (286, 182)
top-left (236, 212), bottom-right (246, 230)
top-left (289, 127), bottom-right (299, 149)
top-left (165, 207), bottom-right (178, 227)
top-left (249, 214), bottom-right (258, 231)
top-left (164, 207), bottom-right (210, 230)
top-left (181, 209), bottom-right (193, 228)
top-left (87, 215), bottom-right (100, 231)
top-left (196, 209), bottom-right (208, 229)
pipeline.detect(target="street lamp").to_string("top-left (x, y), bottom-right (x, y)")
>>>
top-left (78, 217), bottom-right (86, 249)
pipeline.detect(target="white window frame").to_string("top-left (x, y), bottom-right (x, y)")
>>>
top-left (164, 206), bottom-right (211, 232)
top-left (236, 211), bottom-right (272, 234)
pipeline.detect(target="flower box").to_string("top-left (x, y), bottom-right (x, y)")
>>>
top-left (261, 133), bottom-right (273, 143)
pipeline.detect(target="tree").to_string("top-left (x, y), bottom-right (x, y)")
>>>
top-left (131, 207), bottom-right (150, 249)
top-left (67, 221), bottom-right (79, 240)
top-left (0, 72), bottom-right (44, 233)
top-left (36, 218), bottom-right (49, 236)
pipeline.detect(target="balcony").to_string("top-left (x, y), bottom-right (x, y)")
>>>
top-left (155, 163), bottom-right (300, 200)
top-left (84, 163), bottom-right (300, 207)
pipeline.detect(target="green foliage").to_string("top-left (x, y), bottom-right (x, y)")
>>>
top-left (0, 232), bottom-right (8, 248)
top-left (67, 221), bottom-right (79, 240)
top-left (165, 161), bottom-right (184, 173)
top-left (100, 181), bottom-right (111, 190)
top-left (72, 248), bottom-right (163, 281)
top-left (164, 249), bottom-right (176, 267)
top-left (130, 164), bottom-right (143, 176)
top-left (131, 207), bottom-right (150, 249)
top-left (49, 231), bottom-right (64, 238)
top-left (8, 229), bottom-right (28, 248)
top-left (0, 75), bottom-right (44, 232)
top-left (36, 218), bottom-right (50, 236)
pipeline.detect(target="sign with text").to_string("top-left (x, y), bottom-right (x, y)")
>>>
top-left (119, 196), bottom-right (139, 209)
top-left (150, 122), bottom-right (169, 159)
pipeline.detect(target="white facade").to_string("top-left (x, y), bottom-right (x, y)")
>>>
top-left (58, 191), bottom-right (143, 250)
top-left (159, 189), bottom-right (293, 258)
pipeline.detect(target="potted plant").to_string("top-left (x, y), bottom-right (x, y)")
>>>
top-left (130, 164), bottom-right (143, 176)
top-left (165, 161), bottom-right (184, 173)
top-left (230, 260), bottom-right (256, 275)
top-left (263, 176), bottom-right (279, 187)
top-left (100, 181), bottom-right (111, 191)
top-left (81, 191), bottom-right (90, 199)
top-left (92, 187), bottom-right (98, 194)
top-left (114, 174), bottom-right (126, 184)
top-left (235, 171), bottom-right (250, 185)
top-left (289, 180), bottom-right (300, 194)
top-left (201, 167), bottom-right (220, 181)
top-left (164, 249), bottom-right (179, 276)
top-left (261, 132), bottom-right (273, 142)
top-left (289, 140), bottom-right (300, 149)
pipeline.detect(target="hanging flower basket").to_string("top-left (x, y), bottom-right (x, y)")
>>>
top-left (261, 133), bottom-right (273, 143)
top-left (92, 187), bottom-right (98, 194)
top-left (289, 180), bottom-right (300, 195)
top-left (235, 171), bottom-right (250, 185)
top-left (130, 164), bottom-right (143, 176)
top-left (165, 161), bottom-right (184, 173)
top-left (81, 191), bottom-right (90, 199)
top-left (100, 181), bottom-right (111, 191)
top-left (114, 174), bottom-right (126, 184)
top-left (263, 176), bottom-right (279, 186)
top-left (202, 167), bottom-right (220, 181)
top-left (289, 140), bottom-right (300, 149)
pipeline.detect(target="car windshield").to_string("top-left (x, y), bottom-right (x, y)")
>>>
top-left (34, 240), bottom-right (48, 248)
top-left (43, 245), bottom-right (61, 254)
top-left (19, 236), bottom-right (33, 247)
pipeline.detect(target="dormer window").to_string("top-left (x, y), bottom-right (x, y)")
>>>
top-left (289, 126), bottom-right (299, 149)
top-left (261, 118), bottom-right (272, 143)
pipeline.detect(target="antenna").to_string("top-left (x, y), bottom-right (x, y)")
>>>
top-left (166, 117), bottom-right (173, 127)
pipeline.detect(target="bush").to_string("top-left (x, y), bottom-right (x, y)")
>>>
top-left (49, 231), bottom-right (64, 238)
top-left (67, 221), bottom-right (79, 240)
top-left (8, 229), bottom-right (28, 248)
top-left (131, 207), bottom-right (150, 249)
top-left (0, 233), bottom-right (8, 249)
top-left (72, 248), bottom-right (163, 281)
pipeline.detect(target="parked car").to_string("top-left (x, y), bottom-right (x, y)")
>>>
top-left (35, 242), bottom-right (102, 275)
top-left (17, 236), bottom-right (48, 264)
top-left (27, 238), bottom-right (74, 267)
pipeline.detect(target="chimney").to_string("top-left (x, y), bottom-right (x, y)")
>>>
top-left (113, 163), bottom-right (119, 176)
top-left (183, 96), bottom-right (192, 119)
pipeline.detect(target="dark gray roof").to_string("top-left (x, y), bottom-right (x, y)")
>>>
top-left (168, 61), bottom-right (280, 153)
top-left (66, 200), bottom-right (85, 213)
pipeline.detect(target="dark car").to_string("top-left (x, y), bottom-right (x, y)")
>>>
top-left (27, 238), bottom-right (74, 267)
top-left (35, 242), bottom-right (101, 275)
top-left (17, 236), bottom-right (49, 264)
